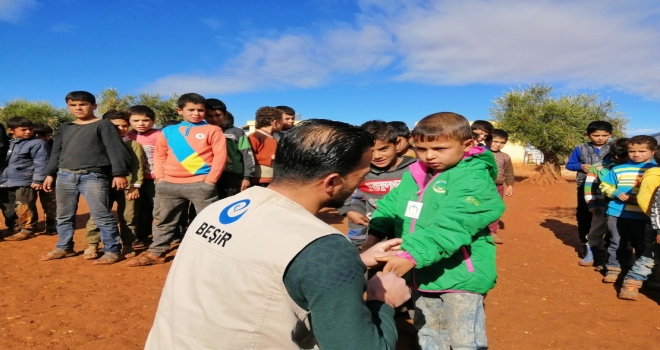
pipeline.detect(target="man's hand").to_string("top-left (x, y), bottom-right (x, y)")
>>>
top-left (43, 176), bottom-right (54, 192)
top-left (346, 211), bottom-right (369, 226)
top-left (126, 187), bottom-right (140, 200)
top-left (112, 176), bottom-right (128, 190)
top-left (505, 186), bottom-right (513, 197)
top-left (376, 256), bottom-right (415, 277)
top-left (617, 192), bottom-right (630, 201)
top-left (360, 238), bottom-right (402, 268)
top-left (31, 183), bottom-right (43, 191)
top-left (366, 272), bottom-right (411, 309)
top-left (240, 179), bottom-right (251, 192)
top-left (581, 164), bottom-right (591, 172)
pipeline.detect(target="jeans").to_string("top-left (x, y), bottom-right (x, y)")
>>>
top-left (86, 188), bottom-right (139, 247)
top-left (38, 188), bottom-right (57, 231)
top-left (136, 179), bottom-right (156, 241)
top-left (606, 216), bottom-right (648, 269)
top-left (0, 187), bottom-right (38, 234)
top-left (625, 223), bottom-right (657, 281)
top-left (55, 171), bottom-right (120, 254)
top-left (576, 186), bottom-right (592, 244)
top-left (413, 291), bottom-right (488, 350)
top-left (148, 181), bottom-right (218, 255)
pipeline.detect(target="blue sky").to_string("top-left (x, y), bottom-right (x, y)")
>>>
top-left (1, 0), bottom-right (659, 135)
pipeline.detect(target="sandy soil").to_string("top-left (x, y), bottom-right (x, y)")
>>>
top-left (1, 168), bottom-right (659, 349)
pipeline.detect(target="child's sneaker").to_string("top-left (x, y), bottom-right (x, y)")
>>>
top-left (578, 246), bottom-right (593, 266)
top-left (602, 267), bottom-right (621, 283)
top-left (618, 279), bottom-right (642, 301)
top-left (490, 233), bottom-right (503, 244)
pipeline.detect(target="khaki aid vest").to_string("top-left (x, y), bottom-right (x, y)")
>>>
top-left (145, 187), bottom-right (343, 350)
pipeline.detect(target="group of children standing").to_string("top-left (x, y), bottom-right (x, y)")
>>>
top-left (567, 121), bottom-right (660, 300)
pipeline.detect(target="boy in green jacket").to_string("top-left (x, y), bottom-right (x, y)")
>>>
top-left (370, 112), bottom-right (505, 350)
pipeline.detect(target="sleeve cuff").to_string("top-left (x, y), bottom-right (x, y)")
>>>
top-left (396, 251), bottom-right (417, 266)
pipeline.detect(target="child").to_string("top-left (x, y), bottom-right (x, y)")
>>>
top-left (249, 107), bottom-right (283, 186)
top-left (339, 120), bottom-right (416, 247)
top-left (127, 93), bottom-right (227, 267)
top-left (127, 105), bottom-right (162, 247)
top-left (273, 105), bottom-right (295, 141)
top-left (32, 123), bottom-right (57, 235)
top-left (85, 110), bottom-right (146, 259)
top-left (370, 112), bottom-right (505, 349)
top-left (0, 117), bottom-right (50, 241)
top-left (566, 121), bottom-right (613, 258)
top-left (618, 149), bottom-right (660, 300)
top-left (580, 138), bottom-right (629, 267)
top-left (600, 135), bottom-right (657, 283)
top-left (471, 120), bottom-right (494, 147)
top-left (486, 128), bottom-right (514, 244)
top-left (388, 121), bottom-right (413, 157)
top-left (204, 99), bottom-right (255, 198)
top-left (40, 91), bottom-right (131, 265)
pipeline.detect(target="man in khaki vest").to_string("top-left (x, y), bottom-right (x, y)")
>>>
top-left (146, 119), bottom-right (411, 350)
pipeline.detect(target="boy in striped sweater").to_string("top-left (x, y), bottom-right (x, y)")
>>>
top-left (127, 93), bottom-right (227, 267)
top-left (600, 135), bottom-right (658, 283)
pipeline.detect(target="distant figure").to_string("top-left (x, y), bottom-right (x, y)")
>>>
top-left (486, 128), bottom-right (515, 244)
top-left (273, 105), bottom-right (295, 141)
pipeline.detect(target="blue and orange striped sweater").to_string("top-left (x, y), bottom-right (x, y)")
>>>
top-left (600, 160), bottom-right (658, 219)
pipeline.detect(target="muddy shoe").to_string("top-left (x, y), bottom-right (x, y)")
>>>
top-left (490, 233), bottom-right (503, 244)
top-left (603, 267), bottom-right (621, 283)
top-left (618, 279), bottom-right (643, 301)
top-left (4, 231), bottom-right (34, 241)
top-left (578, 246), bottom-right (594, 266)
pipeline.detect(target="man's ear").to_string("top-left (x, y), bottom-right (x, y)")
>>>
top-left (321, 173), bottom-right (344, 197)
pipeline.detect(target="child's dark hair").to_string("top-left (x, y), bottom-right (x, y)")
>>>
top-left (492, 129), bottom-right (509, 141)
top-left (388, 121), bottom-right (410, 139)
top-left (586, 121), bottom-right (613, 134)
top-left (177, 93), bottom-right (206, 109)
top-left (223, 111), bottom-right (235, 129)
top-left (205, 98), bottom-right (227, 112)
top-left (33, 123), bottom-right (53, 136)
top-left (7, 116), bottom-right (33, 129)
top-left (471, 120), bottom-right (494, 134)
top-left (361, 120), bottom-right (398, 144)
top-left (604, 138), bottom-right (629, 161)
top-left (255, 107), bottom-right (283, 129)
top-left (102, 109), bottom-right (130, 121)
top-left (654, 149), bottom-right (660, 164)
top-left (127, 105), bottom-right (156, 121)
top-left (65, 91), bottom-right (96, 104)
top-left (276, 106), bottom-right (295, 116)
top-left (161, 120), bottom-right (180, 128)
top-left (412, 112), bottom-right (473, 142)
top-left (627, 135), bottom-right (658, 150)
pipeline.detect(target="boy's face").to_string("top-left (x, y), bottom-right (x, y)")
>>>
top-left (414, 137), bottom-right (474, 171)
top-left (395, 136), bottom-right (409, 155)
top-left (129, 114), bottom-right (155, 133)
top-left (205, 109), bottom-right (225, 127)
top-left (10, 127), bottom-right (33, 139)
top-left (371, 140), bottom-right (398, 169)
top-left (627, 143), bottom-right (654, 163)
top-left (110, 118), bottom-right (130, 137)
top-left (282, 113), bottom-right (295, 130)
top-left (488, 136), bottom-right (507, 152)
top-left (271, 117), bottom-right (284, 132)
top-left (587, 130), bottom-right (611, 146)
top-left (473, 129), bottom-right (489, 143)
top-left (67, 99), bottom-right (97, 119)
top-left (177, 102), bottom-right (205, 123)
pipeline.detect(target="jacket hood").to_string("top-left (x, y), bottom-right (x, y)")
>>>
top-left (370, 156), bottom-right (417, 175)
top-left (408, 146), bottom-right (497, 188)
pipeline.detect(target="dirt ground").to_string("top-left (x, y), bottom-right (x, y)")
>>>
top-left (1, 167), bottom-right (660, 349)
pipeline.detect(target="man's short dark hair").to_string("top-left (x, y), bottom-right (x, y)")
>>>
top-left (127, 105), bottom-right (156, 121)
top-left (7, 116), bottom-right (33, 129)
top-left (361, 120), bottom-right (398, 144)
top-left (65, 91), bottom-right (96, 104)
top-left (586, 121), bottom-right (613, 134)
top-left (272, 119), bottom-right (375, 184)
top-left (177, 93), bottom-right (206, 109)
top-left (627, 135), bottom-right (658, 150)
top-left (491, 129), bottom-right (509, 141)
top-left (388, 121), bottom-right (410, 139)
top-left (33, 123), bottom-right (53, 136)
top-left (275, 106), bottom-right (295, 116)
top-left (205, 98), bottom-right (227, 112)
top-left (102, 109), bottom-right (130, 121)
top-left (255, 107), bottom-right (283, 129)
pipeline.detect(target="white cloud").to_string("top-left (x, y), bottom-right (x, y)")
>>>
top-left (51, 23), bottom-right (75, 33)
top-left (0, 0), bottom-right (38, 23)
top-left (145, 0), bottom-right (660, 99)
